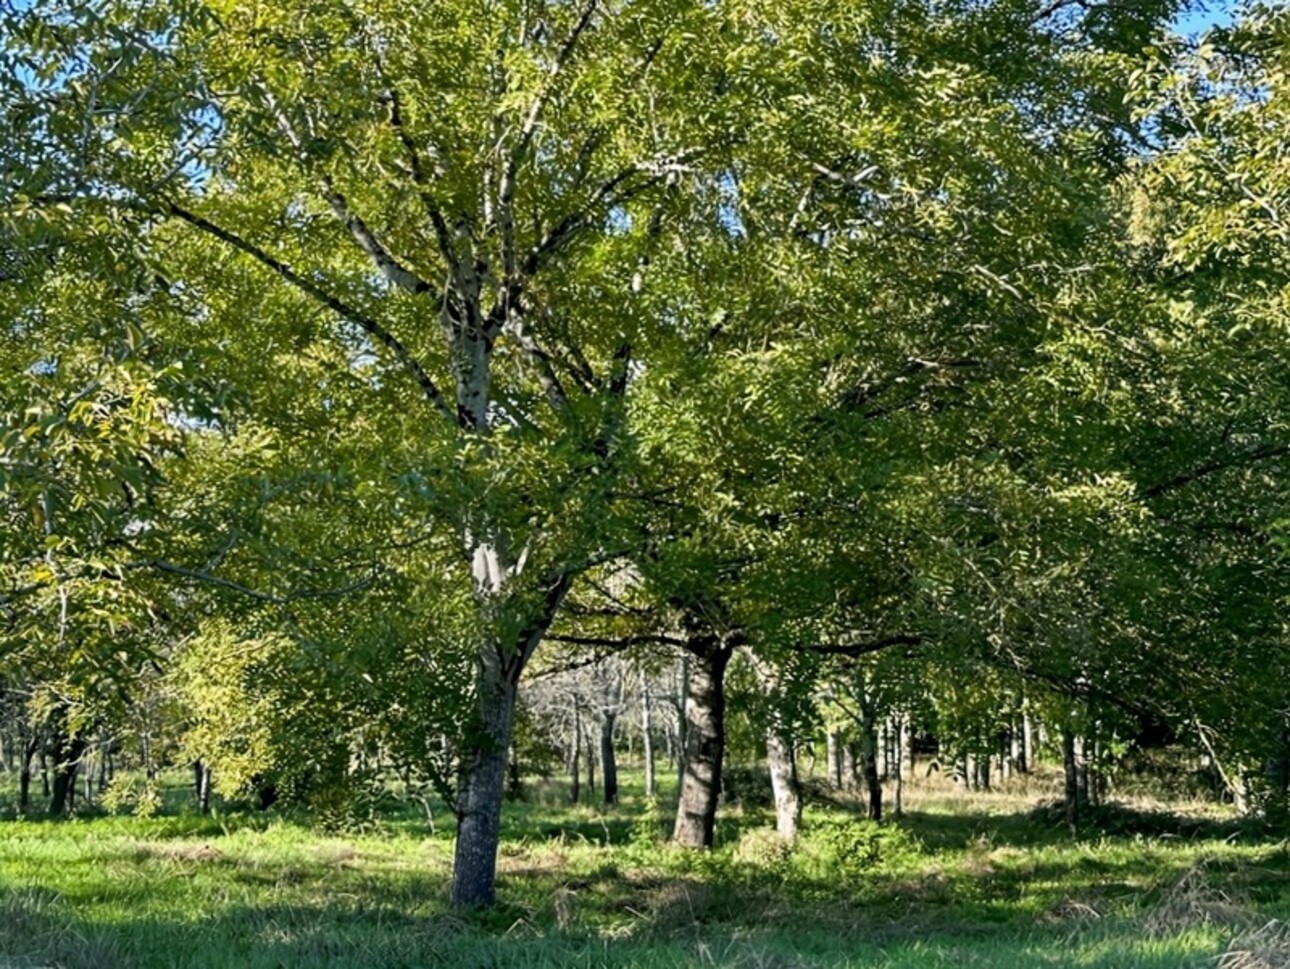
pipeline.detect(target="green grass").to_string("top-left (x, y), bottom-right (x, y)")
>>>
top-left (2, 769), bottom-right (1289, 968)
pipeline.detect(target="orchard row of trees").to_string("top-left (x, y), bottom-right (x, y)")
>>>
top-left (2, 0), bottom-right (1288, 905)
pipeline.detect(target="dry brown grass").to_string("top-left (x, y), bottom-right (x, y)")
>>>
top-left (1218, 920), bottom-right (1290, 969)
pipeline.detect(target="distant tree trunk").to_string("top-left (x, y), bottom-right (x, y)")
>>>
top-left (1062, 726), bottom-right (1089, 827)
top-left (600, 710), bottom-right (618, 805)
top-left (858, 699), bottom-right (881, 821)
top-left (40, 748), bottom-right (50, 797)
top-left (19, 737), bottom-right (38, 813)
top-left (826, 731), bottom-right (842, 790)
top-left (198, 762), bottom-right (212, 814)
top-left (1021, 704), bottom-right (1033, 772)
top-left (642, 678), bottom-right (656, 799)
top-left (894, 716), bottom-right (907, 817)
top-left (585, 721), bottom-right (596, 794)
top-left (766, 728), bottom-right (803, 841)
top-left (749, 653), bottom-right (802, 840)
top-left (676, 653), bottom-right (690, 790)
top-left (673, 639), bottom-right (731, 849)
top-left (97, 746), bottom-right (109, 793)
top-left (49, 731), bottom-right (88, 817)
top-left (569, 706), bottom-right (581, 805)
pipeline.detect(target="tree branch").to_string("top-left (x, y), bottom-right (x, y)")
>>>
top-left (163, 200), bottom-right (455, 422)
top-left (809, 634), bottom-right (922, 658)
top-left (1142, 442), bottom-right (1290, 499)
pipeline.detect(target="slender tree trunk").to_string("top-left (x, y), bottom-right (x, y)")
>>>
top-left (1021, 704), bottom-right (1033, 773)
top-left (826, 732), bottom-right (842, 790)
top-left (894, 716), bottom-right (906, 818)
top-left (673, 641), bottom-right (731, 849)
top-left (600, 710), bottom-right (618, 805)
top-left (676, 653), bottom-right (690, 791)
top-left (569, 706), bottom-right (581, 805)
top-left (642, 680), bottom-right (656, 799)
top-left (859, 700), bottom-right (881, 821)
top-left (1062, 726), bottom-right (1089, 828)
top-left (19, 737), bottom-right (37, 814)
top-left (40, 749), bottom-right (50, 798)
top-left (199, 762), bottom-right (212, 814)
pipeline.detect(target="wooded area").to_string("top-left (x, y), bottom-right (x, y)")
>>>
top-left (2, 0), bottom-right (1290, 953)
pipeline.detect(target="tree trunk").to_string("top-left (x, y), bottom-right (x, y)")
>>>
top-left (49, 732), bottom-right (88, 817)
top-left (600, 710), bottom-right (618, 805)
top-left (826, 732), bottom-right (842, 790)
top-left (673, 641), bottom-right (731, 849)
top-left (642, 679), bottom-right (656, 799)
top-left (569, 706), bottom-right (581, 805)
top-left (1062, 726), bottom-right (1089, 828)
top-left (859, 700), bottom-right (881, 821)
top-left (19, 737), bottom-right (37, 814)
top-left (449, 550), bottom-right (571, 906)
top-left (676, 653), bottom-right (690, 791)
top-left (194, 760), bottom-right (212, 814)
top-left (1021, 705), bottom-right (1033, 772)
top-left (766, 728), bottom-right (802, 840)
top-left (451, 665), bottom-right (517, 907)
top-left (894, 716), bottom-right (907, 818)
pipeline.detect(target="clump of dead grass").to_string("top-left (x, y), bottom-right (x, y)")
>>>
top-left (1218, 920), bottom-right (1290, 969)
top-left (1144, 861), bottom-right (1258, 939)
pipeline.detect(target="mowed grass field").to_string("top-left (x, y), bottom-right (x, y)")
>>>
top-left (2, 769), bottom-right (1290, 968)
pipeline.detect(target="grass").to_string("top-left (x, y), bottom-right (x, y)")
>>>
top-left (1, 767), bottom-right (1289, 968)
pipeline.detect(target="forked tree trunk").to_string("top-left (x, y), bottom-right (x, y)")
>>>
top-left (673, 641), bottom-right (731, 849)
top-left (600, 711), bottom-right (618, 805)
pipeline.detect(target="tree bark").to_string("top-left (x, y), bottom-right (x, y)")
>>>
top-left (673, 641), bottom-right (731, 849)
top-left (600, 710), bottom-right (618, 805)
top-left (49, 731), bottom-right (88, 817)
top-left (19, 737), bottom-right (37, 814)
top-left (766, 728), bottom-right (802, 840)
top-left (569, 705), bottom-right (581, 804)
top-left (858, 698), bottom-right (881, 821)
top-left (642, 678), bottom-right (656, 799)
top-left (450, 571), bottom-right (572, 907)
top-left (826, 732), bottom-right (842, 790)
top-left (451, 662), bottom-right (517, 907)
top-left (1062, 726), bottom-right (1089, 828)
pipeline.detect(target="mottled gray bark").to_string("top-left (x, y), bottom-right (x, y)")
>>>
top-left (673, 642), bottom-right (731, 849)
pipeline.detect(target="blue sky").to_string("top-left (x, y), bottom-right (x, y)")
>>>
top-left (1173, 0), bottom-right (1239, 36)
